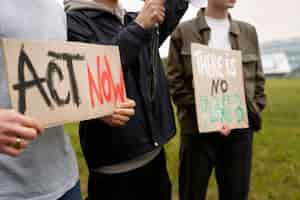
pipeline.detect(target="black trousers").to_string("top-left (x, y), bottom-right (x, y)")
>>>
top-left (179, 129), bottom-right (253, 200)
top-left (87, 149), bottom-right (171, 200)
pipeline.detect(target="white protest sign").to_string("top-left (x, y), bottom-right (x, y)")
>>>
top-left (191, 43), bottom-right (249, 133)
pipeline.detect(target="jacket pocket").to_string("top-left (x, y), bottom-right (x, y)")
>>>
top-left (180, 48), bottom-right (194, 89)
top-left (242, 54), bottom-right (258, 63)
top-left (242, 53), bottom-right (258, 79)
top-left (180, 47), bottom-right (192, 72)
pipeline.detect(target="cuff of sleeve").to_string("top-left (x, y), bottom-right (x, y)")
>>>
top-left (129, 21), bottom-right (152, 42)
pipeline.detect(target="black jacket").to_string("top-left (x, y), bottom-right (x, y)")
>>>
top-left (66, 1), bottom-right (188, 169)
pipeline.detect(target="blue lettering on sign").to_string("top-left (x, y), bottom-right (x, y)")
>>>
top-left (200, 94), bottom-right (246, 124)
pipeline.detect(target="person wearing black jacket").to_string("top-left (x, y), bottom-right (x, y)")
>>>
top-left (65, 0), bottom-right (189, 199)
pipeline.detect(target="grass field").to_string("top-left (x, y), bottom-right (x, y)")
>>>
top-left (65, 78), bottom-right (300, 199)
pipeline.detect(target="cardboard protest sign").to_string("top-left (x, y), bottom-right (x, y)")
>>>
top-left (191, 43), bottom-right (249, 133)
top-left (0, 38), bottom-right (126, 128)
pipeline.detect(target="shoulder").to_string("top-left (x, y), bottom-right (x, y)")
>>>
top-left (66, 10), bottom-right (87, 24)
top-left (233, 20), bottom-right (261, 53)
top-left (66, 10), bottom-right (95, 41)
top-left (234, 20), bottom-right (258, 37)
top-left (178, 18), bottom-right (198, 33)
top-left (171, 18), bottom-right (198, 39)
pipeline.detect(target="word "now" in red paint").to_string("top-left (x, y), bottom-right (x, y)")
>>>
top-left (87, 55), bottom-right (126, 108)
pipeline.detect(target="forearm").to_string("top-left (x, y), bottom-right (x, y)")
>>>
top-left (166, 34), bottom-right (192, 107)
top-left (254, 66), bottom-right (267, 112)
top-left (115, 22), bottom-right (152, 68)
top-left (67, 13), bottom-right (151, 68)
top-left (159, 0), bottom-right (189, 45)
top-left (253, 28), bottom-right (267, 112)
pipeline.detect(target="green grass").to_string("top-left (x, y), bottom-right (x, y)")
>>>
top-left (66, 78), bottom-right (300, 199)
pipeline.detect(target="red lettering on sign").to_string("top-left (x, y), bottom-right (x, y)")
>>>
top-left (87, 55), bottom-right (126, 108)
top-left (102, 56), bottom-right (112, 102)
top-left (103, 55), bottom-right (125, 105)
top-left (87, 56), bottom-right (104, 108)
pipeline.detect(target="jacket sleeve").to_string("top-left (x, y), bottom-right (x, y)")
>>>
top-left (159, 0), bottom-right (189, 45)
top-left (253, 27), bottom-right (267, 112)
top-left (66, 11), bottom-right (152, 69)
top-left (166, 28), bottom-right (193, 107)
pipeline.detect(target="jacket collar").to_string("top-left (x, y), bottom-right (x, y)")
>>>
top-left (196, 8), bottom-right (240, 36)
top-left (65, 0), bottom-right (127, 24)
top-left (79, 8), bottom-right (138, 26)
top-left (195, 8), bottom-right (240, 49)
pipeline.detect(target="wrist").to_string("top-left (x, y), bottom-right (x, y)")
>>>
top-left (134, 18), bottom-right (146, 29)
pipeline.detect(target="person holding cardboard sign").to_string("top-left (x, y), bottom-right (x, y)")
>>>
top-left (0, 1), bottom-right (82, 199)
top-left (0, 0), bottom-right (135, 200)
top-left (65, 0), bottom-right (189, 199)
top-left (166, 0), bottom-right (266, 199)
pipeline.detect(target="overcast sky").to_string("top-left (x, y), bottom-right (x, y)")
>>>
top-left (57, 0), bottom-right (300, 57)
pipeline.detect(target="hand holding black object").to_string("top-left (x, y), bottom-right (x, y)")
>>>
top-left (135, 0), bottom-right (165, 30)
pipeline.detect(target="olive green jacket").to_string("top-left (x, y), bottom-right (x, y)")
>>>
top-left (166, 9), bottom-right (267, 133)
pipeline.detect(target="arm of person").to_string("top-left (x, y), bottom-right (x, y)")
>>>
top-left (0, 109), bottom-right (43, 157)
top-left (166, 28), bottom-right (193, 107)
top-left (67, 10), bottom-right (152, 70)
top-left (158, 0), bottom-right (189, 45)
top-left (253, 28), bottom-right (267, 112)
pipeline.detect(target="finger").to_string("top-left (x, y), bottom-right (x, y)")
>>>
top-left (100, 115), bottom-right (111, 121)
top-left (100, 116), bottom-right (113, 124)
top-left (111, 119), bottom-right (126, 127)
top-left (219, 126), bottom-right (227, 136)
top-left (151, 4), bottom-right (165, 12)
top-left (1, 146), bottom-right (23, 157)
top-left (112, 114), bottom-right (130, 123)
top-left (151, 10), bottom-right (159, 21)
top-left (151, 5), bottom-right (165, 16)
top-left (147, 0), bottom-right (163, 6)
top-left (3, 124), bottom-right (38, 140)
top-left (222, 128), bottom-right (231, 136)
top-left (119, 99), bottom-right (136, 108)
top-left (157, 6), bottom-right (165, 14)
top-left (17, 115), bottom-right (44, 134)
top-left (219, 131), bottom-right (226, 136)
top-left (156, 13), bottom-right (165, 24)
top-left (153, 9), bottom-right (165, 24)
top-left (114, 108), bottom-right (135, 117)
top-left (0, 135), bottom-right (29, 149)
top-left (223, 131), bottom-right (230, 136)
top-left (150, 0), bottom-right (164, 6)
top-left (226, 129), bottom-right (231, 136)
top-left (18, 137), bottom-right (29, 149)
top-left (9, 111), bottom-right (44, 134)
top-left (223, 125), bottom-right (231, 136)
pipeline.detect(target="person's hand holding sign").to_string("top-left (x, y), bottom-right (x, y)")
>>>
top-left (135, 0), bottom-right (165, 29)
top-left (219, 125), bottom-right (231, 136)
top-left (101, 99), bottom-right (136, 127)
top-left (0, 109), bottom-right (44, 157)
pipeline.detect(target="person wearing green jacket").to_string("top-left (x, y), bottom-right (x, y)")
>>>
top-left (166, 0), bottom-right (266, 199)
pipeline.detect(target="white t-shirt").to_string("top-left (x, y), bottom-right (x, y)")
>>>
top-left (205, 16), bottom-right (232, 50)
top-left (0, 1), bottom-right (79, 200)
